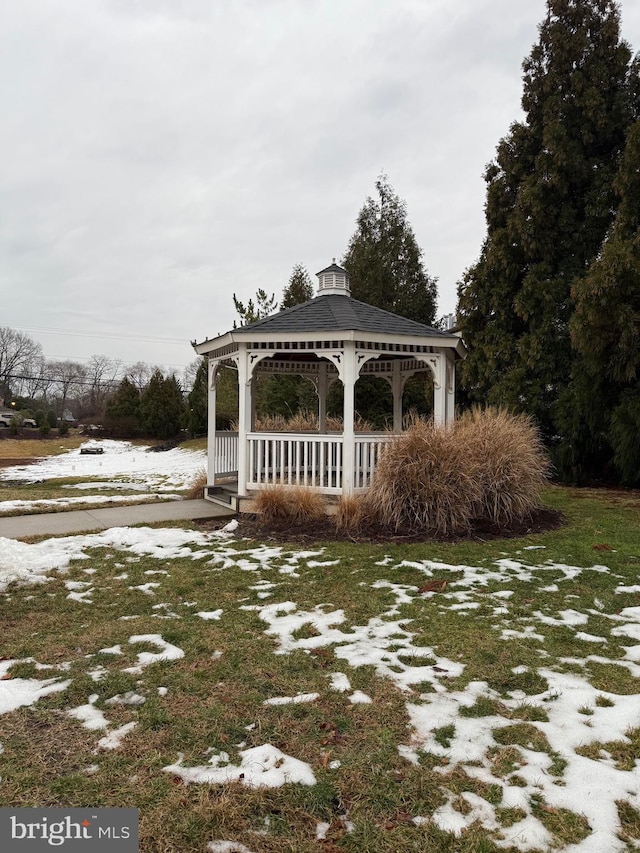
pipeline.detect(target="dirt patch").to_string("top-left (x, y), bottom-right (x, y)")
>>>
top-left (196, 506), bottom-right (564, 545)
top-left (0, 458), bottom-right (37, 469)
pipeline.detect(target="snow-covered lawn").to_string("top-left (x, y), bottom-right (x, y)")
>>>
top-left (1, 521), bottom-right (639, 852)
top-left (0, 439), bottom-right (205, 513)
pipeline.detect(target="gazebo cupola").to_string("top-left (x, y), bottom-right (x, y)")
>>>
top-left (316, 261), bottom-right (351, 296)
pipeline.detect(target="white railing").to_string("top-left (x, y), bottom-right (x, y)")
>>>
top-left (246, 432), bottom-right (393, 494)
top-left (213, 431), bottom-right (238, 477)
top-left (353, 434), bottom-right (390, 489)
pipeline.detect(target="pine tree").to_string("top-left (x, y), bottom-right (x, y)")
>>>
top-left (281, 264), bottom-right (313, 309)
top-left (186, 359), bottom-right (208, 437)
top-left (232, 289), bottom-right (277, 327)
top-left (105, 376), bottom-right (141, 436)
top-left (256, 264), bottom-right (316, 418)
top-left (139, 371), bottom-right (184, 439)
top-left (457, 0), bottom-right (637, 466)
top-left (343, 174), bottom-right (438, 326)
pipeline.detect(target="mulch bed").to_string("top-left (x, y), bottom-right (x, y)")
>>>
top-left (196, 506), bottom-right (565, 545)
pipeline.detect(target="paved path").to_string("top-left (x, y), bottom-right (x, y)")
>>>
top-left (0, 499), bottom-right (234, 541)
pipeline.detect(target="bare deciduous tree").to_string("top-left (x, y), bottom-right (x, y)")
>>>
top-left (0, 326), bottom-right (43, 401)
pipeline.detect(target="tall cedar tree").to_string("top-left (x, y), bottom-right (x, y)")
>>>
top-left (457, 0), bottom-right (637, 472)
top-left (570, 115), bottom-right (640, 483)
top-left (341, 175), bottom-right (438, 426)
top-left (139, 371), bottom-right (185, 439)
top-left (343, 175), bottom-right (438, 325)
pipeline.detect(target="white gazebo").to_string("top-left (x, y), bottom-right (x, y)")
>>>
top-left (193, 263), bottom-right (466, 509)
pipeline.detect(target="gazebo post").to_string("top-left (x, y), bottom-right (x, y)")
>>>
top-left (392, 360), bottom-right (403, 433)
top-left (433, 355), bottom-right (447, 426)
top-left (237, 344), bottom-right (252, 496)
top-left (317, 362), bottom-right (328, 434)
top-left (342, 341), bottom-right (356, 494)
top-left (446, 357), bottom-right (456, 424)
top-left (207, 359), bottom-right (217, 488)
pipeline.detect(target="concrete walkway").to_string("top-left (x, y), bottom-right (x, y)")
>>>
top-left (0, 499), bottom-right (235, 541)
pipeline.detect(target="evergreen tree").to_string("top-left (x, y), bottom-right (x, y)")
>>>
top-left (105, 376), bottom-right (141, 436)
top-left (341, 175), bottom-right (438, 425)
top-left (457, 0), bottom-right (637, 471)
top-left (139, 371), bottom-right (184, 439)
top-left (232, 289), bottom-right (277, 327)
top-left (186, 359), bottom-right (208, 437)
top-left (281, 264), bottom-right (314, 309)
top-left (254, 264), bottom-right (316, 418)
top-left (569, 116), bottom-right (640, 483)
top-left (343, 174), bottom-right (438, 325)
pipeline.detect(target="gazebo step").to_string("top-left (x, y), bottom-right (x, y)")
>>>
top-left (205, 485), bottom-right (239, 510)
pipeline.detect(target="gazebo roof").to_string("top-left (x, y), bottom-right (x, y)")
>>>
top-left (194, 293), bottom-right (465, 358)
top-left (234, 294), bottom-right (451, 338)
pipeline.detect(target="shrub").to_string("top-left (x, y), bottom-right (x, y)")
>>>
top-left (253, 485), bottom-right (326, 523)
top-left (365, 417), bottom-right (482, 535)
top-left (253, 486), bottom-right (293, 522)
top-left (251, 412), bottom-right (373, 433)
top-left (288, 485), bottom-right (326, 523)
top-left (365, 410), bottom-right (550, 535)
top-left (8, 415), bottom-right (22, 435)
top-left (58, 420), bottom-right (69, 436)
top-left (334, 493), bottom-right (370, 534)
top-left (456, 407), bottom-right (551, 526)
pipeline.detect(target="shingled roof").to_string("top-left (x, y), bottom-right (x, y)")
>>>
top-left (231, 294), bottom-right (452, 339)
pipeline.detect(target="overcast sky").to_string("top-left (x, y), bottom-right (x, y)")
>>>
top-left (2, 0), bottom-right (640, 376)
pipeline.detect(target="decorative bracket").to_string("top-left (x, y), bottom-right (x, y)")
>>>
top-left (412, 354), bottom-right (441, 389)
top-left (312, 350), bottom-right (345, 383)
top-left (356, 351), bottom-right (383, 372)
top-left (246, 351), bottom-right (273, 384)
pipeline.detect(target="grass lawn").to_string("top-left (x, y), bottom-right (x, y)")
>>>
top-left (0, 486), bottom-right (639, 851)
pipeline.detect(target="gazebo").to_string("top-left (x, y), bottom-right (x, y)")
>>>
top-left (192, 263), bottom-right (466, 509)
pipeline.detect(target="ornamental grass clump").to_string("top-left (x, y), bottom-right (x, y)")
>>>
top-left (252, 485), bottom-right (293, 521)
top-left (253, 484), bottom-right (326, 523)
top-left (366, 410), bottom-right (551, 536)
top-left (365, 417), bottom-right (482, 535)
top-left (456, 407), bottom-right (551, 527)
top-left (334, 493), bottom-right (370, 534)
top-left (186, 468), bottom-right (208, 500)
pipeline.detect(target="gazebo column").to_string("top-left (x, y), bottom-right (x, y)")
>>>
top-left (433, 354), bottom-right (448, 427)
top-left (317, 362), bottom-right (328, 434)
top-left (446, 358), bottom-right (456, 424)
top-left (250, 375), bottom-right (257, 431)
top-left (207, 359), bottom-right (218, 488)
top-left (236, 345), bottom-right (252, 496)
top-left (392, 360), bottom-right (403, 433)
top-left (342, 341), bottom-right (357, 494)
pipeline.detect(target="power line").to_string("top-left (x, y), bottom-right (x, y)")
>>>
top-left (7, 323), bottom-right (190, 346)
